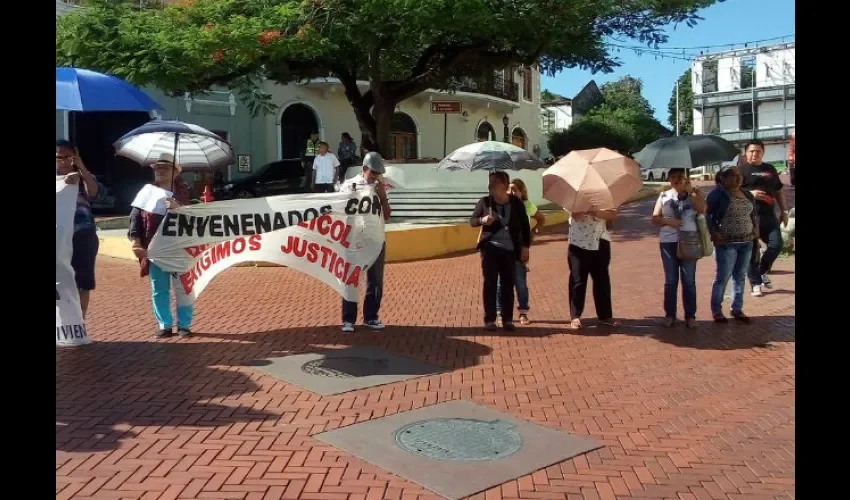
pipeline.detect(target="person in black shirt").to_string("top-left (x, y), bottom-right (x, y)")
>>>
top-left (738, 140), bottom-right (789, 296)
top-left (470, 171), bottom-right (531, 331)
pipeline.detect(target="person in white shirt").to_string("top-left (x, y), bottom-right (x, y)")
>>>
top-left (567, 208), bottom-right (617, 329)
top-left (340, 152), bottom-right (392, 333)
top-left (311, 141), bottom-right (340, 193)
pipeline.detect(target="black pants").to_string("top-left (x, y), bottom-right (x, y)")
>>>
top-left (481, 246), bottom-right (517, 324)
top-left (314, 183), bottom-right (335, 193)
top-left (567, 240), bottom-right (613, 320)
top-left (747, 216), bottom-right (783, 285)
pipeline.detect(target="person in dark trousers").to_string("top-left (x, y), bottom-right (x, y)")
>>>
top-left (56, 140), bottom-right (103, 319)
top-left (470, 171), bottom-right (531, 331)
top-left (566, 206), bottom-right (618, 329)
top-left (340, 152), bottom-right (392, 333)
top-left (302, 131), bottom-right (320, 188)
top-left (337, 132), bottom-right (357, 183)
top-left (738, 140), bottom-right (789, 297)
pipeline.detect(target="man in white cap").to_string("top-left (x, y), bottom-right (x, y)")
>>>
top-left (340, 152), bottom-right (392, 333)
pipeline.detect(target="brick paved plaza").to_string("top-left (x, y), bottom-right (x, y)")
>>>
top-left (57, 188), bottom-right (795, 500)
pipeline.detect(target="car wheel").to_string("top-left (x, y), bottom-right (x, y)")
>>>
top-left (236, 189), bottom-right (253, 199)
top-left (648, 173), bottom-right (654, 181)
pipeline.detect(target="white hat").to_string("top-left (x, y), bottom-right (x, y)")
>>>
top-left (151, 152), bottom-right (181, 172)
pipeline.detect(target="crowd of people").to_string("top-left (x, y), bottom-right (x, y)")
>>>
top-left (58, 138), bottom-right (788, 337)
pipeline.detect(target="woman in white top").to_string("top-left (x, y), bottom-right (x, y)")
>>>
top-left (567, 208), bottom-right (617, 329)
top-left (651, 169), bottom-right (707, 328)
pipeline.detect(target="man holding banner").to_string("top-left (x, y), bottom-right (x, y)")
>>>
top-left (340, 152), bottom-right (392, 333)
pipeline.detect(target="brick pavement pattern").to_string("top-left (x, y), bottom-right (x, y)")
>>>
top-left (57, 182), bottom-right (795, 500)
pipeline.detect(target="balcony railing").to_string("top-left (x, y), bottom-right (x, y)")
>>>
top-left (717, 126), bottom-right (793, 143)
top-left (453, 74), bottom-right (520, 102)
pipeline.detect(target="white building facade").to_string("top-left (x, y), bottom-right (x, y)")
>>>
top-left (691, 42), bottom-right (795, 164)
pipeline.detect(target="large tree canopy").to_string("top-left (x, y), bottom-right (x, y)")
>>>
top-left (57, 0), bottom-right (717, 155)
top-left (668, 68), bottom-right (694, 135)
top-left (548, 76), bottom-right (670, 156)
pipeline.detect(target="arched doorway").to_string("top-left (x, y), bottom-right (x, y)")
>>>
top-left (511, 127), bottom-right (527, 149)
top-left (280, 103), bottom-right (320, 161)
top-left (389, 112), bottom-right (418, 161)
top-left (477, 121), bottom-right (496, 141)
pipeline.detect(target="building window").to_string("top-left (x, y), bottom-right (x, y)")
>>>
top-left (702, 108), bottom-right (719, 134)
top-left (702, 60), bottom-right (718, 93)
top-left (523, 67), bottom-right (533, 102)
top-left (740, 56), bottom-right (756, 89)
top-left (739, 103), bottom-right (754, 131)
top-left (388, 113), bottom-right (417, 160)
top-left (477, 121), bottom-right (496, 141)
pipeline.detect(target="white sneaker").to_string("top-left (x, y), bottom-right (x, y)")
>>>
top-left (341, 322), bottom-right (355, 333)
top-left (761, 274), bottom-right (773, 289)
top-left (364, 320), bottom-right (385, 330)
top-left (751, 285), bottom-right (764, 297)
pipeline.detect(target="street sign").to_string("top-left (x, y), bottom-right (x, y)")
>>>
top-left (431, 101), bottom-right (463, 114)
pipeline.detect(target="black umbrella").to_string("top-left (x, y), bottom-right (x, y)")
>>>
top-left (633, 135), bottom-right (740, 169)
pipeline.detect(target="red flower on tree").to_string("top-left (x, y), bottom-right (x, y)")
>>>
top-left (257, 30), bottom-right (282, 45)
top-left (212, 49), bottom-right (224, 63)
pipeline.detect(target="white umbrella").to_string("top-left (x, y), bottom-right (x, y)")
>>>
top-left (113, 120), bottom-right (234, 172)
top-left (436, 141), bottom-right (545, 171)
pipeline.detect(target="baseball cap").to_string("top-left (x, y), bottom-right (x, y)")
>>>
top-left (362, 152), bottom-right (386, 174)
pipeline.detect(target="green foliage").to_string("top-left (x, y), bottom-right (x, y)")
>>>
top-left (57, 0), bottom-right (718, 153)
top-left (548, 76), bottom-right (669, 156)
top-left (668, 68), bottom-right (694, 135)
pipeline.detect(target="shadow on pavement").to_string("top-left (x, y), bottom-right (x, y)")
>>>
top-left (56, 327), bottom-right (504, 453)
top-left (615, 315), bottom-right (795, 350)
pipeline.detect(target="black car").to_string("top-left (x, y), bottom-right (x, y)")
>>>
top-left (214, 159), bottom-right (306, 199)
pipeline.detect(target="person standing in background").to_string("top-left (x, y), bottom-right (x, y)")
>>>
top-left (302, 131), bottom-right (320, 188)
top-left (337, 132), bottom-right (357, 183)
top-left (311, 141), bottom-right (340, 193)
top-left (738, 140), bottom-right (788, 297)
top-left (56, 140), bottom-right (102, 319)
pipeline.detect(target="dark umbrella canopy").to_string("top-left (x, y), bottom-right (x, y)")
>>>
top-left (634, 135), bottom-right (740, 169)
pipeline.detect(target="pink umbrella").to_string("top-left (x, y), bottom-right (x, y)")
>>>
top-left (542, 148), bottom-right (642, 212)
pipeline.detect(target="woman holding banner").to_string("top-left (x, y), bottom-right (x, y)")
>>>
top-left (127, 153), bottom-right (194, 338)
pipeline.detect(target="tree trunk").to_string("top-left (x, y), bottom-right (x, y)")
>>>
top-left (371, 99), bottom-right (395, 159)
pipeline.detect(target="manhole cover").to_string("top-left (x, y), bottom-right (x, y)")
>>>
top-left (301, 357), bottom-right (389, 378)
top-left (394, 418), bottom-right (522, 461)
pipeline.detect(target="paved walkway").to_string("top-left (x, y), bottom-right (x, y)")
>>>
top-left (57, 183), bottom-right (795, 500)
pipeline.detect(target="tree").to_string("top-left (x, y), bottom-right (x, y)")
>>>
top-left (56, 0), bottom-right (717, 156)
top-left (548, 75), bottom-right (669, 156)
top-left (668, 68), bottom-right (694, 135)
top-left (541, 89), bottom-right (563, 102)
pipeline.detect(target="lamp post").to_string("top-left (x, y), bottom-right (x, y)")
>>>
top-left (502, 114), bottom-right (509, 143)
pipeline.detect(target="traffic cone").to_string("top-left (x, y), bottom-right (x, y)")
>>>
top-left (201, 184), bottom-right (215, 203)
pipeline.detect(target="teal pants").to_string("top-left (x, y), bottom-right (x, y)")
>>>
top-left (149, 262), bottom-right (193, 330)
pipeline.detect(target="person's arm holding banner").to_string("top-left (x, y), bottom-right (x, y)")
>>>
top-left (375, 180), bottom-right (391, 221)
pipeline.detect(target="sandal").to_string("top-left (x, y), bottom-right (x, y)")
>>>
top-left (685, 318), bottom-right (697, 329)
top-left (519, 314), bottom-right (531, 326)
top-left (599, 318), bottom-right (619, 326)
top-left (569, 318), bottom-right (583, 329)
top-left (662, 317), bottom-right (675, 328)
top-left (713, 313), bottom-right (728, 323)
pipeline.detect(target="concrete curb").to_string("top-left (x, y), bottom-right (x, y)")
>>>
top-left (97, 185), bottom-right (666, 265)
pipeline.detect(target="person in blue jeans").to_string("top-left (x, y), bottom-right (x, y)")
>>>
top-left (651, 169), bottom-right (706, 328)
top-left (705, 167), bottom-right (759, 323)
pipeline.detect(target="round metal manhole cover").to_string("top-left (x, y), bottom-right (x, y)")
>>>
top-left (394, 418), bottom-right (522, 461)
top-left (301, 357), bottom-right (389, 378)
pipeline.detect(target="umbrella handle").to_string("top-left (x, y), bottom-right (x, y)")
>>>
top-left (170, 132), bottom-right (179, 194)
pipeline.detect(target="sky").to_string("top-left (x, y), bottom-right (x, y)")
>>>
top-left (541, 0), bottom-right (796, 126)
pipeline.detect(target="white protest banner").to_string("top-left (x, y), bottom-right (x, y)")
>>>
top-left (147, 189), bottom-right (385, 303)
top-left (56, 177), bottom-right (91, 347)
